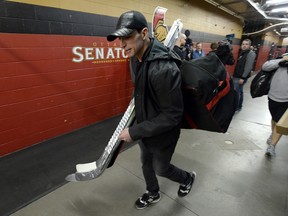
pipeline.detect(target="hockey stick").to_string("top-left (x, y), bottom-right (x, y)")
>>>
top-left (65, 8), bottom-right (182, 182)
top-left (65, 99), bottom-right (135, 181)
top-left (163, 19), bottom-right (183, 49)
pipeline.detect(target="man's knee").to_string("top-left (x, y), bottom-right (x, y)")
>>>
top-left (154, 164), bottom-right (172, 177)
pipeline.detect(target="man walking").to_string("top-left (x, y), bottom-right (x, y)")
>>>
top-left (107, 10), bottom-right (196, 210)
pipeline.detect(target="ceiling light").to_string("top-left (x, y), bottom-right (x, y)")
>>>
top-left (246, 0), bottom-right (267, 18)
top-left (267, 0), bottom-right (288, 5)
top-left (271, 7), bottom-right (288, 13)
top-left (280, 27), bottom-right (288, 32)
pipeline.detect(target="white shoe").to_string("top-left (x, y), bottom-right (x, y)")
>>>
top-left (266, 134), bottom-right (272, 145)
top-left (265, 145), bottom-right (275, 157)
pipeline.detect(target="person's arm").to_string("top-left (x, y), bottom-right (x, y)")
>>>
top-left (192, 52), bottom-right (196, 59)
top-left (241, 51), bottom-right (256, 79)
top-left (262, 58), bottom-right (282, 71)
top-left (202, 50), bottom-right (206, 57)
top-left (128, 62), bottom-right (183, 141)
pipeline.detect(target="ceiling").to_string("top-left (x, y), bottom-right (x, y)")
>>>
top-left (204, 0), bottom-right (288, 37)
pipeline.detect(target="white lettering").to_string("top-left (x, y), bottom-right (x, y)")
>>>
top-left (106, 48), bottom-right (115, 59)
top-left (85, 48), bottom-right (94, 60)
top-left (72, 47), bottom-right (84, 62)
top-left (122, 49), bottom-right (128, 58)
top-left (95, 48), bottom-right (104, 59)
top-left (72, 46), bottom-right (127, 63)
top-left (114, 48), bottom-right (122, 58)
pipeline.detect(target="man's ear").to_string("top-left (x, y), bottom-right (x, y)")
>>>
top-left (141, 27), bottom-right (149, 40)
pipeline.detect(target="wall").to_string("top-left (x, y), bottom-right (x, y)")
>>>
top-left (282, 37), bottom-right (288, 46)
top-left (252, 31), bottom-right (288, 70)
top-left (0, 0), bottom-right (134, 156)
top-left (0, 0), bottom-right (244, 156)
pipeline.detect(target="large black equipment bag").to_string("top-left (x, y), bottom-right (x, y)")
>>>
top-left (180, 53), bottom-right (238, 133)
top-left (250, 68), bottom-right (277, 98)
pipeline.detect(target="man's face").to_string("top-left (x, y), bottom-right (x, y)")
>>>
top-left (196, 43), bottom-right (202, 51)
top-left (180, 36), bottom-right (187, 47)
top-left (118, 29), bottom-right (146, 59)
top-left (241, 41), bottom-right (250, 50)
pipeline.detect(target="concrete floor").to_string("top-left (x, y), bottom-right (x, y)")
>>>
top-left (11, 82), bottom-right (288, 216)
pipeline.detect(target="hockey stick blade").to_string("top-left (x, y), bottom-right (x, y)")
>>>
top-left (163, 19), bottom-right (183, 49)
top-left (65, 99), bottom-right (135, 182)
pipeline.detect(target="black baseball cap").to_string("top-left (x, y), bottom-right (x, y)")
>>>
top-left (107, 11), bottom-right (148, 42)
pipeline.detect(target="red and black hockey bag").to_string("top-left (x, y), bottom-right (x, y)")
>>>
top-left (180, 53), bottom-right (238, 133)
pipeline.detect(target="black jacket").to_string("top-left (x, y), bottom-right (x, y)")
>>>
top-left (233, 50), bottom-right (254, 79)
top-left (173, 45), bottom-right (185, 60)
top-left (129, 38), bottom-right (183, 147)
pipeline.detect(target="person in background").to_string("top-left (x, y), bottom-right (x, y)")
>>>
top-left (191, 42), bottom-right (196, 52)
top-left (192, 42), bottom-right (206, 59)
top-left (184, 31), bottom-right (193, 61)
top-left (107, 10), bottom-right (196, 210)
top-left (262, 53), bottom-right (288, 157)
top-left (184, 42), bottom-right (193, 60)
top-left (209, 42), bottom-right (218, 54)
top-left (233, 39), bottom-right (256, 111)
top-left (216, 39), bottom-right (235, 66)
top-left (173, 33), bottom-right (187, 60)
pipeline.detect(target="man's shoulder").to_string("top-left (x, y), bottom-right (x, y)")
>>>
top-left (173, 45), bottom-right (181, 50)
top-left (149, 40), bottom-right (182, 65)
top-left (248, 50), bottom-right (256, 55)
top-left (247, 50), bottom-right (256, 59)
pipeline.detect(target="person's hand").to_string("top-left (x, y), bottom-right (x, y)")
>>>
top-left (238, 78), bottom-right (245, 85)
top-left (283, 55), bottom-right (288, 61)
top-left (119, 128), bottom-right (132, 142)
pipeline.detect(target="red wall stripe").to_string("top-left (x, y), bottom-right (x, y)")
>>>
top-left (0, 33), bottom-right (133, 156)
